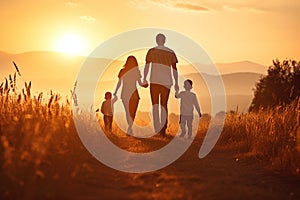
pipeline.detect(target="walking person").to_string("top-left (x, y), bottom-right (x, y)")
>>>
top-left (175, 79), bottom-right (201, 138)
top-left (114, 56), bottom-right (148, 135)
top-left (143, 33), bottom-right (179, 136)
top-left (100, 91), bottom-right (117, 132)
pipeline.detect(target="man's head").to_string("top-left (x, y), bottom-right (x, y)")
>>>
top-left (184, 79), bottom-right (193, 91)
top-left (105, 92), bottom-right (112, 100)
top-left (156, 33), bottom-right (166, 46)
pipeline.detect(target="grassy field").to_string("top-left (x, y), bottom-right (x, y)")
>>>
top-left (0, 76), bottom-right (300, 199)
top-left (220, 101), bottom-right (300, 174)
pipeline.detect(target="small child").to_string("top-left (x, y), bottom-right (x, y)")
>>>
top-left (175, 79), bottom-right (201, 138)
top-left (101, 92), bottom-right (117, 132)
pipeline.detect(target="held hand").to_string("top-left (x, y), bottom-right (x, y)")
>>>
top-left (113, 92), bottom-right (118, 99)
top-left (142, 83), bottom-right (149, 88)
top-left (142, 80), bottom-right (149, 88)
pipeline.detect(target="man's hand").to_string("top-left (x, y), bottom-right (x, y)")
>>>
top-left (199, 112), bottom-right (202, 118)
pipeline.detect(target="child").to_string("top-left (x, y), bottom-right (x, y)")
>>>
top-left (101, 92), bottom-right (117, 132)
top-left (175, 79), bottom-right (201, 138)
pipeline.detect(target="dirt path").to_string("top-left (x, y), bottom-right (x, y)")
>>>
top-left (56, 134), bottom-right (300, 200)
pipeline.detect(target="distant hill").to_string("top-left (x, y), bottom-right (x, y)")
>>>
top-left (0, 50), bottom-right (266, 112)
top-left (169, 60), bottom-right (267, 77)
top-left (184, 72), bottom-right (261, 95)
top-left (0, 51), bottom-right (81, 94)
top-left (94, 72), bottom-right (262, 113)
top-left (0, 51), bottom-right (13, 75)
top-left (0, 50), bottom-right (12, 58)
top-left (215, 61), bottom-right (267, 75)
top-left (0, 51), bottom-right (123, 95)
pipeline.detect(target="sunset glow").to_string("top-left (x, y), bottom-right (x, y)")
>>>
top-left (55, 33), bottom-right (87, 55)
top-left (0, 0), bottom-right (299, 65)
top-left (0, 1), bottom-right (300, 199)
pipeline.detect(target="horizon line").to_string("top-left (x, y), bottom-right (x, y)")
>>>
top-left (0, 49), bottom-right (269, 66)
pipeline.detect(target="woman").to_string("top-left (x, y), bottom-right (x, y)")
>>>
top-left (114, 56), bottom-right (147, 135)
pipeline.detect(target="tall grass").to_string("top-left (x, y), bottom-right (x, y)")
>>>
top-left (0, 75), bottom-right (299, 198)
top-left (220, 99), bottom-right (300, 174)
top-left (0, 75), bottom-right (82, 199)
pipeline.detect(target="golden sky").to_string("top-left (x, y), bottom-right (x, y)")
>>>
top-left (1, 0), bottom-right (300, 65)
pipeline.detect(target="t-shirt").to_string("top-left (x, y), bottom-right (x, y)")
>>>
top-left (101, 98), bottom-right (117, 116)
top-left (118, 67), bottom-right (141, 101)
top-left (175, 91), bottom-right (200, 116)
top-left (146, 46), bottom-right (178, 87)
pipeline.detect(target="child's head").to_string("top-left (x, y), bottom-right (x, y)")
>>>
top-left (105, 92), bottom-right (112, 100)
top-left (184, 79), bottom-right (193, 91)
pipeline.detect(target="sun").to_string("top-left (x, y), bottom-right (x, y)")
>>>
top-left (55, 33), bottom-right (87, 55)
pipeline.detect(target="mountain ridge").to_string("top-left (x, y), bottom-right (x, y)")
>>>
top-left (0, 50), bottom-right (268, 72)
top-left (0, 50), bottom-right (265, 112)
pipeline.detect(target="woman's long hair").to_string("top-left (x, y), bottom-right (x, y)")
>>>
top-left (119, 56), bottom-right (139, 78)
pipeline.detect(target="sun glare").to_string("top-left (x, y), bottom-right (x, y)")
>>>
top-left (55, 33), bottom-right (86, 55)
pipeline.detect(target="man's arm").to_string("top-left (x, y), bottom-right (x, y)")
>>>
top-left (172, 63), bottom-right (179, 92)
top-left (143, 62), bottom-right (150, 84)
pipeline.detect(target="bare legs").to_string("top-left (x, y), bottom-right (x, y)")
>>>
top-left (122, 98), bottom-right (139, 135)
top-left (150, 84), bottom-right (170, 135)
top-left (179, 115), bottom-right (193, 138)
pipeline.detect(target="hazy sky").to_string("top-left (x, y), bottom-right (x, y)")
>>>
top-left (1, 0), bottom-right (300, 65)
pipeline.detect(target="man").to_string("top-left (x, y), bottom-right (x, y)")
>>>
top-left (143, 33), bottom-right (179, 136)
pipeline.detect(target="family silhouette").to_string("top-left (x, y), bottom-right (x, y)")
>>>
top-left (113, 56), bottom-right (147, 134)
top-left (100, 33), bottom-right (201, 137)
top-left (175, 79), bottom-right (201, 138)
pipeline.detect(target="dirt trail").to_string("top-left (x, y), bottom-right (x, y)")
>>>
top-left (57, 134), bottom-right (300, 200)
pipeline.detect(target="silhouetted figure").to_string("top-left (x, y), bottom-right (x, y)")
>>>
top-left (114, 56), bottom-right (148, 135)
top-left (175, 79), bottom-right (201, 138)
top-left (101, 92), bottom-right (117, 132)
top-left (143, 33), bottom-right (179, 136)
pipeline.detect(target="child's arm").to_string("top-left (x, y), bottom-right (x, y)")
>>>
top-left (100, 102), bottom-right (105, 114)
top-left (194, 95), bottom-right (202, 117)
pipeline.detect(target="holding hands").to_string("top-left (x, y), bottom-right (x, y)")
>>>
top-left (113, 94), bottom-right (118, 100)
top-left (141, 79), bottom-right (149, 88)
